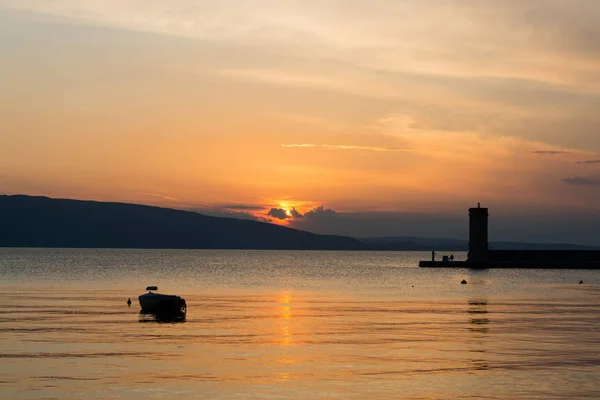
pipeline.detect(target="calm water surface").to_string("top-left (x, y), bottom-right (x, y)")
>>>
top-left (1, 248), bottom-right (599, 399)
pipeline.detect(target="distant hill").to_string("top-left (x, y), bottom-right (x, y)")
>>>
top-left (0, 195), bottom-right (368, 250)
top-left (361, 236), bottom-right (600, 251)
top-left (2, 195), bottom-right (597, 251)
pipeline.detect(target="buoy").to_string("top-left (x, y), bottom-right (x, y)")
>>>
top-left (461, 279), bottom-right (467, 285)
top-left (127, 297), bottom-right (132, 306)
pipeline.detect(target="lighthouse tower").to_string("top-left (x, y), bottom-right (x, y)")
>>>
top-left (468, 203), bottom-right (489, 263)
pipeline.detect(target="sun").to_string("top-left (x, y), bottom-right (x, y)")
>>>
top-left (285, 209), bottom-right (291, 217)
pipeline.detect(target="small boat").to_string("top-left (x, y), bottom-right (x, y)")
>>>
top-left (138, 286), bottom-right (187, 315)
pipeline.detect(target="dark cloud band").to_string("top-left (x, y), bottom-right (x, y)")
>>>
top-left (576, 159), bottom-right (600, 164)
top-left (563, 177), bottom-right (600, 186)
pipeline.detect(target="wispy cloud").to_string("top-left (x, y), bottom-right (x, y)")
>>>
top-left (189, 207), bottom-right (271, 223)
top-left (218, 204), bottom-right (265, 211)
top-left (532, 150), bottom-right (571, 155)
top-left (138, 192), bottom-right (180, 201)
top-left (562, 177), bottom-right (600, 186)
top-left (281, 144), bottom-right (412, 151)
top-left (576, 159), bottom-right (600, 164)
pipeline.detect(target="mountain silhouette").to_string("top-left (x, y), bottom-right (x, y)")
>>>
top-left (2, 195), bottom-right (596, 251)
top-left (0, 195), bottom-right (368, 250)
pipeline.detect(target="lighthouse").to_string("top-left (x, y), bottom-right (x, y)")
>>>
top-left (468, 203), bottom-right (489, 263)
top-left (419, 203), bottom-right (600, 268)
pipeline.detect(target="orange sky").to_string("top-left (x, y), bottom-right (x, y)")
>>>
top-left (1, 1), bottom-right (599, 240)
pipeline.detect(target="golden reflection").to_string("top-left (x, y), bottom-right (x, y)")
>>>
top-left (279, 291), bottom-right (293, 346)
top-left (277, 372), bottom-right (289, 382)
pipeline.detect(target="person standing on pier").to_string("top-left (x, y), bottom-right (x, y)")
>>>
top-left (432, 250), bottom-right (436, 262)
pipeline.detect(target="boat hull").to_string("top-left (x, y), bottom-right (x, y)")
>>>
top-left (138, 293), bottom-right (187, 314)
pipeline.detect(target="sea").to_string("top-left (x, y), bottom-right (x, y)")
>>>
top-left (1, 248), bottom-right (599, 400)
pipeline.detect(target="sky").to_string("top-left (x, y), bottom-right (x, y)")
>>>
top-left (1, 1), bottom-right (599, 244)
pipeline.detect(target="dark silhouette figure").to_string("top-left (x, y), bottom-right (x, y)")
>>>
top-left (461, 279), bottom-right (467, 284)
top-left (127, 297), bottom-right (132, 306)
top-left (579, 280), bottom-right (584, 284)
top-left (432, 250), bottom-right (436, 262)
top-left (449, 254), bottom-right (455, 262)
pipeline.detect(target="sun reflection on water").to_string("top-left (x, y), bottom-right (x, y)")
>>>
top-left (279, 290), bottom-right (293, 346)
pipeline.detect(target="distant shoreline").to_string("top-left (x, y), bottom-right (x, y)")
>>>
top-left (1, 195), bottom-right (598, 251)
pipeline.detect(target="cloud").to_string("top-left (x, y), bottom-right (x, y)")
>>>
top-left (268, 207), bottom-right (304, 219)
top-left (291, 210), bottom-right (466, 239)
top-left (281, 144), bottom-right (412, 151)
top-left (287, 208), bottom-right (600, 247)
top-left (532, 150), bottom-right (570, 155)
top-left (562, 177), bottom-right (600, 186)
top-left (267, 208), bottom-right (289, 220)
top-left (290, 208), bottom-right (303, 218)
top-left (304, 206), bottom-right (337, 219)
top-left (190, 208), bottom-right (270, 223)
top-left (138, 192), bottom-right (180, 201)
top-left (576, 159), bottom-right (600, 164)
top-left (219, 204), bottom-right (265, 211)
top-left (2, 0), bottom-right (600, 226)
top-left (217, 69), bottom-right (343, 92)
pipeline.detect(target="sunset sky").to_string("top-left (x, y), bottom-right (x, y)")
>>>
top-left (1, 1), bottom-right (599, 244)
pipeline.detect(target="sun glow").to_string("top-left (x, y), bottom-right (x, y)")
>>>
top-left (1, 0), bottom-right (600, 241)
